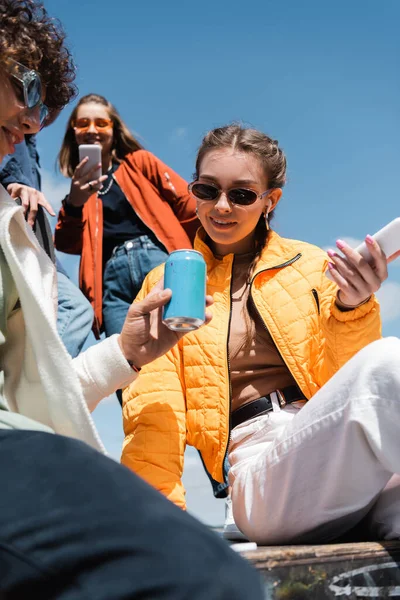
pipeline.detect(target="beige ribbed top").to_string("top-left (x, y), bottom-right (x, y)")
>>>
top-left (228, 253), bottom-right (296, 413)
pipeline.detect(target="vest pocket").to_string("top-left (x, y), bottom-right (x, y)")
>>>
top-left (311, 289), bottom-right (320, 314)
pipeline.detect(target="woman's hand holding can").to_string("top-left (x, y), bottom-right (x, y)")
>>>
top-left (118, 278), bottom-right (213, 370)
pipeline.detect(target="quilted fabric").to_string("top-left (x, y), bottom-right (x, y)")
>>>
top-left (121, 229), bottom-right (381, 509)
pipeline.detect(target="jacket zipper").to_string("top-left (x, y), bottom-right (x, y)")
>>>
top-left (221, 252), bottom-right (303, 483)
top-left (248, 253), bottom-right (307, 396)
top-left (222, 256), bottom-right (235, 485)
top-left (250, 254), bottom-right (302, 278)
top-left (93, 196), bottom-right (101, 337)
top-left (311, 288), bottom-right (320, 314)
top-left (114, 173), bottom-right (166, 250)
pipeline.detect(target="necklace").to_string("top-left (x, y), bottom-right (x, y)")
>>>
top-left (97, 168), bottom-right (114, 196)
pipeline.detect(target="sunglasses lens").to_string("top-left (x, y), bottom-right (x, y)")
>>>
top-left (191, 183), bottom-right (219, 201)
top-left (26, 77), bottom-right (41, 109)
top-left (74, 118), bottom-right (90, 130)
top-left (73, 118), bottom-right (112, 131)
top-left (95, 118), bottom-right (112, 129)
top-left (228, 188), bottom-right (258, 205)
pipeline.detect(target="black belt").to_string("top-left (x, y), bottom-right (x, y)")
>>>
top-left (231, 385), bottom-right (306, 430)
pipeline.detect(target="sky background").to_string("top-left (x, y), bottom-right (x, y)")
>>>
top-left (35, 0), bottom-right (400, 526)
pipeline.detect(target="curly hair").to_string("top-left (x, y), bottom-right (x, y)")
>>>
top-left (0, 0), bottom-right (77, 117)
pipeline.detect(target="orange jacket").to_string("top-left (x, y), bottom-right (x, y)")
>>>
top-left (54, 150), bottom-right (199, 336)
top-left (121, 229), bottom-right (382, 510)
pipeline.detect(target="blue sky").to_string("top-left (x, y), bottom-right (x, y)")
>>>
top-left (36, 0), bottom-right (400, 524)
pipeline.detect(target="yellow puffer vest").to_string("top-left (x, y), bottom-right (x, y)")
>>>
top-left (121, 230), bottom-right (381, 509)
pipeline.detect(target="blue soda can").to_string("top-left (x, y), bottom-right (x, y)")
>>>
top-left (163, 250), bottom-right (206, 331)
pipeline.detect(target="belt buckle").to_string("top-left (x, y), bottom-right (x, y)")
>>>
top-left (276, 389), bottom-right (286, 408)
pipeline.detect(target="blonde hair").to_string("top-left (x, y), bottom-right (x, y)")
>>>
top-left (58, 93), bottom-right (143, 177)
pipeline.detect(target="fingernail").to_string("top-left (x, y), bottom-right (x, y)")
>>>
top-left (336, 239), bottom-right (346, 249)
top-left (327, 249), bottom-right (336, 258)
top-left (366, 234), bottom-right (374, 245)
top-left (327, 262), bottom-right (335, 270)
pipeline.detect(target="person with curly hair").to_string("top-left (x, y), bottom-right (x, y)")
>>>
top-left (0, 2), bottom-right (264, 598)
top-left (0, 1), bottom-right (94, 359)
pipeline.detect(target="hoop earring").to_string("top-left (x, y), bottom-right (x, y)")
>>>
top-left (265, 211), bottom-right (270, 231)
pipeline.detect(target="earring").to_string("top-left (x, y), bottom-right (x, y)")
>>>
top-left (265, 211), bottom-right (270, 231)
top-left (195, 207), bottom-right (199, 216)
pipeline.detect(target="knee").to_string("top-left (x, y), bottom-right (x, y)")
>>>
top-left (360, 337), bottom-right (400, 371)
top-left (353, 337), bottom-right (400, 397)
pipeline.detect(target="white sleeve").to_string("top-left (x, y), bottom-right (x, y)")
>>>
top-left (72, 334), bottom-right (138, 411)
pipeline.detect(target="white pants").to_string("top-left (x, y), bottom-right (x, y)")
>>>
top-left (229, 337), bottom-right (400, 545)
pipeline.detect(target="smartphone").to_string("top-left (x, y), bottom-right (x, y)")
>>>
top-left (78, 144), bottom-right (101, 180)
top-left (326, 217), bottom-right (400, 280)
top-left (354, 217), bottom-right (400, 262)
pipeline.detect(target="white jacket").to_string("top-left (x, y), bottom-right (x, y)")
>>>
top-left (0, 184), bottom-right (137, 452)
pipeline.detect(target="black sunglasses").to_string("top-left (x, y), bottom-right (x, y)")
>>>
top-left (188, 181), bottom-right (270, 206)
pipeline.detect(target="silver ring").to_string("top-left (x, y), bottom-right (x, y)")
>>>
top-left (88, 182), bottom-right (94, 191)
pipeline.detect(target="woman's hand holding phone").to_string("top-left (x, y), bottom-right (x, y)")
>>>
top-left (326, 218), bottom-right (400, 309)
top-left (327, 236), bottom-right (388, 309)
top-left (68, 156), bottom-right (108, 207)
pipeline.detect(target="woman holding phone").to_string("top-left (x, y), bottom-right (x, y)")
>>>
top-left (122, 123), bottom-right (400, 545)
top-left (55, 95), bottom-right (199, 352)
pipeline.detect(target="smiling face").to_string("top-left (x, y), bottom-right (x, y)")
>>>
top-left (73, 102), bottom-right (114, 164)
top-left (0, 68), bottom-right (41, 162)
top-left (196, 149), bottom-right (279, 256)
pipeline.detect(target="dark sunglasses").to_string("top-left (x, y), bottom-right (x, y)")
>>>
top-left (6, 58), bottom-right (49, 127)
top-left (188, 181), bottom-right (270, 206)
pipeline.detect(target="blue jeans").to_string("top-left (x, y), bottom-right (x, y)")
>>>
top-left (200, 450), bottom-right (230, 499)
top-left (57, 270), bottom-right (94, 358)
top-left (102, 236), bottom-right (168, 338)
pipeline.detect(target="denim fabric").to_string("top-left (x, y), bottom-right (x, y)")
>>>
top-left (200, 450), bottom-right (230, 499)
top-left (56, 271), bottom-right (94, 358)
top-left (0, 135), bottom-right (41, 190)
top-left (102, 235), bottom-right (168, 338)
top-left (0, 430), bottom-right (264, 599)
top-left (0, 136), bottom-right (56, 263)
